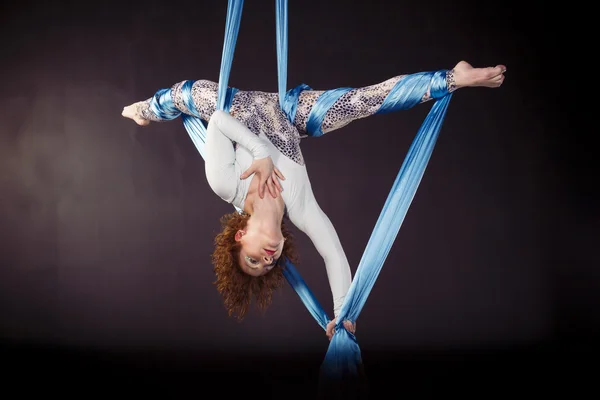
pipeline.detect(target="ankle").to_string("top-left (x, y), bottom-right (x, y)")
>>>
top-left (447, 69), bottom-right (459, 92)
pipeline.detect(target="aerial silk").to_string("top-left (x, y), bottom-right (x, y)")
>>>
top-left (148, 0), bottom-right (453, 387)
top-left (273, 3), bottom-right (453, 387)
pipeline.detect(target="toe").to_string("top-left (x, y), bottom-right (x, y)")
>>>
top-left (491, 65), bottom-right (506, 77)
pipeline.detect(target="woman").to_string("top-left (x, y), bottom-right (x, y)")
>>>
top-left (122, 60), bottom-right (506, 339)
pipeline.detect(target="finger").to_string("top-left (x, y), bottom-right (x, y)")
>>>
top-left (240, 168), bottom-right (253, 180)
top-left (326, 325), bottom-right (334, 339)
top-left (259, 180), bottom-right (266, 199)
top-left (267, 178), bottom-right (278, 198)
top-left (272, 172), bottom-right (283, 192)
top-left (344, 320), bottom-right (355, 333)
top-left (274, 168), bottom-right (285, 181)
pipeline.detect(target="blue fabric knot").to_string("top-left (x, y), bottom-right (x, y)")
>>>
top-left (430, 69), bottom-right (450, 99)
top-left (149, 88), bottom-right (181, 120)
top-left (377, 69), bottom-right (449, 114)
top-left (281, 83), bottom-right (312, 124)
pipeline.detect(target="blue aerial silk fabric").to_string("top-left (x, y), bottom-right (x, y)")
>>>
top-left (274, 0), bottom-right (454, 383)
top-left (280, 75), bottom-right (453, 381)
top-left (149, 0), bottom-right (454, 386)
top-left (216, 0), bottom-right (244, 111)
top-left (148, 0), bottom-right (243, 212)
top-left (149, 0), bottom-right (243, 153)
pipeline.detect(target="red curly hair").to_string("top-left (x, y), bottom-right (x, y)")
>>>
top-left (211, 211), bottom-right (299, 321)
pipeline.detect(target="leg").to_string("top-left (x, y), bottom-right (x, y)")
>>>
top-left (293, 60), bottom-right (507, 136)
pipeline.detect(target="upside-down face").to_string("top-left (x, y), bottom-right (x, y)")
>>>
top-left (235, 225), bottom-right (285, 276)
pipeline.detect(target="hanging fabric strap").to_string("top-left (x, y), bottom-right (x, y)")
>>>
top-left (275, 0), bottom-right (288, 108)
top-left (280, 71), bottom-right (453, 381)
top-left (274, 0), bottom-right (468, 380)
top-left (275, 0), bottom-right (309, 126)
top-left (217, 0), bottom-right (245, 110)
top-left (148, 0), bottom-right (244, 210)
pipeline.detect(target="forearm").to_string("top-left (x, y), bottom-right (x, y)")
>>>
top-left (209, 110), bottom-right (270, 160)
top-left (204, 110), bottom-right (271, 202)
top-left (294, 69), bottom-right (455, 135)
top-left (314, 217), bottom-right (352, 319)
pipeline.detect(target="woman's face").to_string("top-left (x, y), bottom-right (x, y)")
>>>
top-left (235, 227), bottom-right (285, 277)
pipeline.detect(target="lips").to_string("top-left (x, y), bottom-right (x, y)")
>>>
top-left (264, 249), bottom-right (276, 256)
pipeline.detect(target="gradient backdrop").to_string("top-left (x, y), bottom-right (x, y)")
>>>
top-left (0, 0), bottom-right (592, 398)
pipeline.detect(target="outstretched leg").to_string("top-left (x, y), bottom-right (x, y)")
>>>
top-left (292, 60), bottom-right (507, 136)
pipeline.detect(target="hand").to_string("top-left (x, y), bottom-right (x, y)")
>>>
top-left (326, 318), bottom-right (356, 341)
top-left (240, 157), bottom-right (285, 199)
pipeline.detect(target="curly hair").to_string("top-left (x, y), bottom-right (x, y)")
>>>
top-left (211, 211), bottom-right (299, 321)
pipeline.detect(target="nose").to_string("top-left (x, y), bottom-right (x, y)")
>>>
top-left (263, 255), bottom-right (273, 263)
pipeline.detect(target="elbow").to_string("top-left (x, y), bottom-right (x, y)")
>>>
top-left (205, 171), bottom-right (236, 203)
top-left (210, 109), bottom-right (228, 125)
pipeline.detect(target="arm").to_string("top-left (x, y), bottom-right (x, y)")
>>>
top-left (287, 188), bottom-right (352, 319)
top-left (292, 71), bottom-right (453, 135)
top-left (205, 110), bottom-right (270, 202)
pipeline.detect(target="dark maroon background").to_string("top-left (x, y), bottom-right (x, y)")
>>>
top-left (0, 0), bottom-right (592, 398)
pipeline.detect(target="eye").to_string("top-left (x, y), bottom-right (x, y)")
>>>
top-left (245, 256), bottom-right (258, 264)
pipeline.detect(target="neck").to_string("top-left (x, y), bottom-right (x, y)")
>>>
top-left (245, 192), bottom-right (285, 226)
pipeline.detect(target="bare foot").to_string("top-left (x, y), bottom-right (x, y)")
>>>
top-left (452, 60), bottom-right (506, 90)
top-left (122, 103), bottom-right (150, 126)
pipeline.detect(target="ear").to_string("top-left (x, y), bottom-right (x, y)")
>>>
top-left (234, 230), bottom-right (245, 242)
